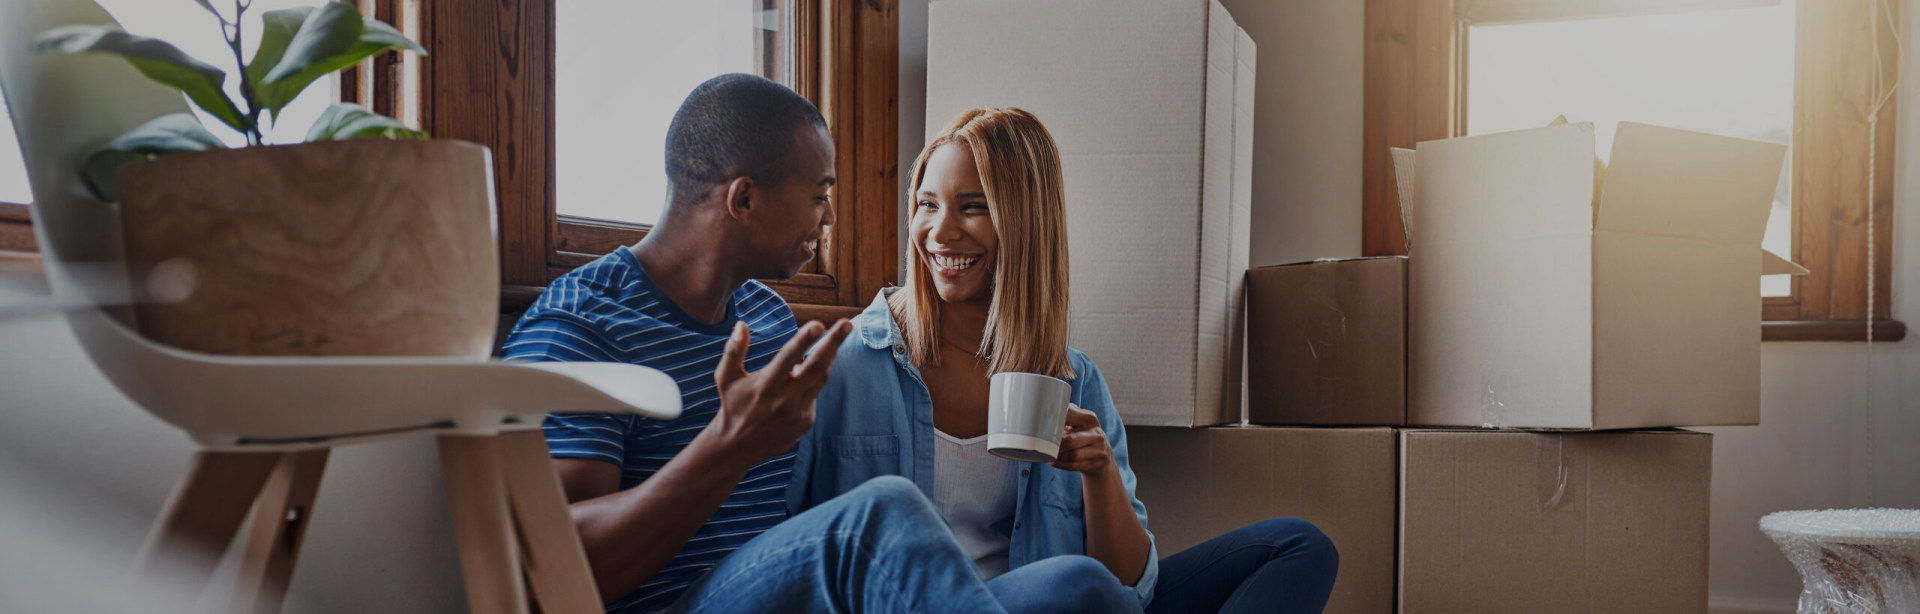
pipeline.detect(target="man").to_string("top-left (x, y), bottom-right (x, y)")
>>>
top-left (502, 74), bottom-right (1007, 614)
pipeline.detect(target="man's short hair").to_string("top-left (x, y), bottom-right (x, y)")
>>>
top-left (665, 73), bottom-right (829, 209)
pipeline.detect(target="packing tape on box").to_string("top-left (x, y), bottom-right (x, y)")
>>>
top-left (1761, 509), bottom-right (1920, 614)
top-left (1481, 375), bottom-right (1510, 429)
top-left (1534, 434), bottom-right (1573, 512)
top-left (1307, 260), bottom-right (1342, 418)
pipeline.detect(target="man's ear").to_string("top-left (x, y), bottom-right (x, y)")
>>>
top-left (722, 176), bottom-right (755, 223)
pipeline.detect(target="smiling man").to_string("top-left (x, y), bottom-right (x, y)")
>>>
top-left (502, 74), bottom-right (1006, 614)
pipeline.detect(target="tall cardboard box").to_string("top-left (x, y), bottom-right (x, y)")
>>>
top-left (928, 0), bottom-right (1257, 427)
top-left (1245, 257), bottom-right (1406, 426)
top-left (1130, 426), bottom-right (1396, 614)
top-left (1398, 429), bottom-right (1712, 614)
top-left (1407, 122), bottom-right (1784, 429)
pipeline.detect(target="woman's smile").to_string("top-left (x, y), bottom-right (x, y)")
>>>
top-left (929, 251), bottom-right (984, 276)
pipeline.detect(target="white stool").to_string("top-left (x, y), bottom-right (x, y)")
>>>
top-left (1761, 508), bottom-right (1920, 614)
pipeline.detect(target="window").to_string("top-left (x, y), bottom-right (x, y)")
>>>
top-left (1466, 2), bottom-right (1796, 296)
top-left (1, 0), bottom-right (344, 253)
top-left (1364, 0), bottom-right (1903, 340)
top-left (413, 0), bottom-right (898, 320)
top-left (555, 1), bottom-right (792, 226)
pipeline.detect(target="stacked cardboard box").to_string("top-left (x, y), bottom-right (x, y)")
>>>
top-left (928, 0), bottom-right (1256, 428)
top-left (932, 2), bottom-right (1776, 613)
top-left (1137, 122), bottom-right (1784, 614)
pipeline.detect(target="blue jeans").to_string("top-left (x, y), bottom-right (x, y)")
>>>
top-left (1145, 518), bottom-right (1340, 614)
top-left (663, 476), bottom-right (1005, 614)
top-left (986, 518), bottom-right (1338, 614)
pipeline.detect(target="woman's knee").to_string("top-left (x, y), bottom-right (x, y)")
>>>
top-left (1253, 517), bottom-right (1338, 568)
top-left (995, 556), bottom-right (1135, 614)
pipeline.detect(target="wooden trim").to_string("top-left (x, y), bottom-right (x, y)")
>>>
top-left (1763, 319), bottom-right (1907, 342)
top-left (1362, 0), bottom-right (1461, 257)
top-left (791, 303), bottom-right (862, 325)
top-left (553, 217), bottom-right (648, 263)
top-left (430, 0), bottom-right (896, 311)
top-left (1792, 0), bottom-right (1899, 323)
top-left (819, 0), bottom-right (899, 305)
top-left (1459, 0), bottom-right (1776, 27)
top-left (0, 204), bottom-right (33, 253)
top-left (0, 201), bottom-right (30, 222)
top-left (422, 0), bottom-right (553, 289)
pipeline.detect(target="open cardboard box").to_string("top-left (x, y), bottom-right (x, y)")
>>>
top-left (1394, 122), bottom-right (1793, 429)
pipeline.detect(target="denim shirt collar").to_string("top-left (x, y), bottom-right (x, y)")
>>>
top-left (855, 288), bottom-right (901, 351)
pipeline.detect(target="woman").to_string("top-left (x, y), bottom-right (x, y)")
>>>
top-left (788, 108), bottom-right (1338, 614)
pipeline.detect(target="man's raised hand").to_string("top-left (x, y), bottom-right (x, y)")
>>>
top-left (706, 319), bottom-right (853, 464)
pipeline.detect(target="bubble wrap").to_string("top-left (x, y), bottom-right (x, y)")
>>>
top-left (1761, 509), bottom-right (1920, 614)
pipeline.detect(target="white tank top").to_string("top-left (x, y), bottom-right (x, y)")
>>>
top-left (932, 428), bottom-right (1021, 579)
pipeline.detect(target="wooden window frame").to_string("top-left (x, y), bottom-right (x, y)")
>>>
top-left (412, 0), bottom-right (897, 321)
top-left (1365, 0), bottom-right (1906, 341)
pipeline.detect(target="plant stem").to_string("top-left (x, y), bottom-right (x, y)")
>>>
top-left (226, 0), bottom-right (264, 145)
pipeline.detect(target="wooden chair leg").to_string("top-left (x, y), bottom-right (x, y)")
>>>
top-left (229, 450), bottom-right (331, 614)
top-left (499, 430), bottom-right (603, 614)
top-left (133, 451), bottom-right (284, 602)
top-left (439, 435), bottom-right (531, 614)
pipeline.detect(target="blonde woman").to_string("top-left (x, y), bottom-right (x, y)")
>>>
top-left (787, 108), bottom-right (1339, 614)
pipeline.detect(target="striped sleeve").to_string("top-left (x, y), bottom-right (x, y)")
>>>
top-left (542, 413), bottom-right (629, 466)
top-left (502, 315), bottom-right (621, 363)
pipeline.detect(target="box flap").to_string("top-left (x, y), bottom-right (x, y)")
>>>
top-left (1762, 248), bottom-right (1809, 276)
top-left (1407, 123), bottom-right (1595, 428)
top-left (1260, 255), bottom-right (1408, 269)
top-left (1596, 122), bottom-right (1786, 246)
top-left (1391, 147), bottom-right (1417, 252)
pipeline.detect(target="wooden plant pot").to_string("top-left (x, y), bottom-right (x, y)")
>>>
top-left (116, 139), bottom-right (498, 357)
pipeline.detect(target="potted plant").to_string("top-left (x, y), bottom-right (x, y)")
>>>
top-left (37, 0), bottom-right (497, 358)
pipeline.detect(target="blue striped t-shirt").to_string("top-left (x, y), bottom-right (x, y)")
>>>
top-left (501, 247), bottom-right (798, 614)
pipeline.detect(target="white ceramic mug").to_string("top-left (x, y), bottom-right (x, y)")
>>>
top-left (987, 372), bottom-right (1072, 462)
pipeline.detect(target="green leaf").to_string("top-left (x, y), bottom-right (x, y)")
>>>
top-left (81, 113), bottom-right (227, 202)
top-left (305, 103), bottom-right (427, 141)
top-left (252, 6), bottom-right (427, 121)
top-left (33, 24), bottom-right (252, 135)
top-left (189, 0), bottom-right (224, 22)
top-left (247, 7), bottom-right (313, 86)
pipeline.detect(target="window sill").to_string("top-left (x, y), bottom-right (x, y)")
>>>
top-left (11, 270), bottom-right (1894, 341)
top-left (500, 284), bottom-right (864, 325)
top-left (1762, 320), bottom-right (1907, 342)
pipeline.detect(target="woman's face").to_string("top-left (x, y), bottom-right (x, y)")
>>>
top-left (911, 142), bottom-right (999, 305)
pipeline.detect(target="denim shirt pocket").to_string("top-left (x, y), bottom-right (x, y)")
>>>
top-left (1039, 471), bottom-right (1086, 515)
top-left (825, 435), bottom-right (902, 490)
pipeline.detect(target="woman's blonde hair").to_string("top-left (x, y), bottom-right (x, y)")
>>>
top-left (889, 107), bottom-right (1073, 379)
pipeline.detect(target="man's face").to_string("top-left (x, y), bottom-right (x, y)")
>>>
top-left (742, 126), bottom-right (836, 280)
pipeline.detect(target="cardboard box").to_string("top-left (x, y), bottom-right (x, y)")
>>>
top-left (1404, 122), bottom-right (1783, 429)
top-left (1398, 429), bottom-right (1712, 614)
top-left (1130, 426), bottom-right (1397, 614)
top-left (1245, 257), bottom-right (1406, 426)
top-left (928, 0), bottom-right (1256, 427)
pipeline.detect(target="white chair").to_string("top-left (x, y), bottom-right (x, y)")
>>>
top-left (0, 2), bottom-right (681, 613)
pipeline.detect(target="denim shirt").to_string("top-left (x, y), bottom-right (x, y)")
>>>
top-left (787, 290), bottom-right (1160, 607)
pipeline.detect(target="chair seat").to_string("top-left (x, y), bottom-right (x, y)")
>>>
top-left (69, 309), bottom-right (682, 450)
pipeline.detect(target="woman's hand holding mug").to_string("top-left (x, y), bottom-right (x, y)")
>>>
top-left (1050, 404), bottom-right (1115, 476)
